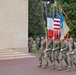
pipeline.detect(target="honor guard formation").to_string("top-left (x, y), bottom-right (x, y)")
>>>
top-left (37, 35), bottom-right (76, 72)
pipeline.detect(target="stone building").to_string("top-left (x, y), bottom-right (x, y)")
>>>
top-left (0, 0), bottom-right (28, 53)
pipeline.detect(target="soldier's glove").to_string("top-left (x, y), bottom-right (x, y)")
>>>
top-left (71, 51), bottom-right (74, 54)
top-left (44, 49), bottom-right (47, 53)
top-left (52, 49), bottom-right (55, 51)
top-left (66, 53), bottom-right (68, 55)
top-left (44, 49), bottom-right (48, 53)
top-left (61, 49), bottom-right (63, 52)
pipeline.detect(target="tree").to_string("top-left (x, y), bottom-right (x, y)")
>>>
top-left (28, 0), bottom-right (45, 39)
top-left (61, 0), bottom-right (76, 37)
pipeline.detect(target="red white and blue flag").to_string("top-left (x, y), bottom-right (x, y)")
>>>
top-left (46, 10), bottom-right (54, 39)
top-left (53, 7), bottom-right (60, 39)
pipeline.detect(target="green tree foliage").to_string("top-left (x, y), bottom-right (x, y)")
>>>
top-left (60, 0), bottom-right (76, 37)
top-left (29, 0), bottom-right (76, 38)
top-left (28, 0), bottom-right (45, 39)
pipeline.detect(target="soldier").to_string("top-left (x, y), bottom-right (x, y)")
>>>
top-left (51, 35), bottom-right (60, 69)
top-left (73, 48), bottom-right (76, 71)
top-left (38, 36), bottom-right (46, 67)
top-left (42, 36), bottom-right (53, 68)
top-left (66, 37), bottom-right (76, 71)
top-left (58, 37), bottom-right (69, 71)
top-left (35, 36), bottom-right (40, 51)
top-left (28, 36), bottom-right (33, 53)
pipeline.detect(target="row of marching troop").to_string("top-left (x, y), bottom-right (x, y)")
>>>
top-left (38, 35), bottom-right (76, 72)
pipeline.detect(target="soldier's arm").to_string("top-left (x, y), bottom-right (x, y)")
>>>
top-left (54, 41), bottom-right (60, 51)
top-left (62, 43), bottom-right (69, 51)
top-left (44, 47), bottom-right (52, 52)
top-left (48, 47), bottom-right (52, 51)
top-left (54, 45), bottom-right (59, 51)
top-left (62, 46), bottom-right (68, 51)
top-left (47, 41), bottom-right (53, 51)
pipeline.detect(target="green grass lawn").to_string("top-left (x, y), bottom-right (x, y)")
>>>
top-left (32, 47), bottom-right (36, 52)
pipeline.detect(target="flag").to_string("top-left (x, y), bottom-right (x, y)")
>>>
top-left (60, 6), bottom-right (70, 21)
top-left (46, 10), bottom-right (54, 39)
top-left (54, 7), bottom-right (60, 39)
top-left (60, 11), bottom-right (70, 40)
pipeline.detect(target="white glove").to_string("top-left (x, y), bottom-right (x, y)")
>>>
top-left (66, 53), bottom-right (68, 55)
top-left (52, 49), bottom-right (55, 51)
top-left (44, 49), bottom-right (48, 53)
top-left (61, 49), bottom-right (63, 51)
top-left (71, 51), bottom-right (74, 54)
top-left (44, 50), bottom-right (46, 53)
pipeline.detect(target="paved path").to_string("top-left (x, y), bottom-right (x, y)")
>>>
top-left (0, 53), bottom-right (76, 75)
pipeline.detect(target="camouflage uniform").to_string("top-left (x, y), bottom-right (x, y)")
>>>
top-left (42, 39), bottom-right (53, 68)
top-left (28, 37), bottom-right (33, 53)
top-left (66, 39), bottom-right (76, 71)
top-left (47, 39), bottom-right (53, 63)
top-left (35, 36), bottom-right (40, 51)
top-left (58, 39), bottom-right (69, 70)
top-left (73, 49), bottom-right (76, 71)
top-left (38, 37), bottom-right (46, 67)
top-left (51, 37), bottom-right (60, 69)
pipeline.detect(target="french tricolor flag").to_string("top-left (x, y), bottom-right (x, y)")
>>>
top-left (46, 11), bottom-right (54, 40)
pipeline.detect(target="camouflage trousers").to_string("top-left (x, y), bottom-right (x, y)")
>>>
top-left (38, 47), bottom-right (45, 66)
top-left (43, 50), bottom-right (52, 67)
top-left (67, 51), bottom-right (76, 70)
top-left (52, 50), bottom-right (59, 67)
top-left (28, 45), bottom-right (32, 52)
top-left (58, 51), bottom-right (68, 68)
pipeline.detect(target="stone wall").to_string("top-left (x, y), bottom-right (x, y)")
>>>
top-left (0, 0), bottom-right (28, 53)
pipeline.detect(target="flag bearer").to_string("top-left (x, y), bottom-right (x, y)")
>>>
top-left (42, 36), bottom-right (53, 68)
top-left (66, 38), bottom-right (76, 71)
top-left (38, 37), bottom-right (46, 67)
top-left (51, 35), bottom-right (60, 69)
top-left (58, 37), bottom-right (69, 71)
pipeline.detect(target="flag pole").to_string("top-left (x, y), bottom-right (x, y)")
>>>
top-left (53, 0), bottom-right (57, 48)
top-left (59, 4), bottom-right (62, 50)
top-left (43, 0), bottom-right (48, 49)
top-left (52, 0), bottom-right (56, 63)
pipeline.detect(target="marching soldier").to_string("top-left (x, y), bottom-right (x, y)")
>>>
top-left (66, 37), bottom-right (76, 71)
top-left (51, 35), bottom-right (60, 69)
top-left (73, 39), bottom-right (76, 71)
top-left (73, 49), bottom-right (76, 71)
top-left (42, 36), bottom-right (53, 68)
top-left (28, 36), bottom-right (33, 53)
top-left (38, 37), bottom-right (46, 67)
top-left (58, 37), bottom-right (69, 71)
